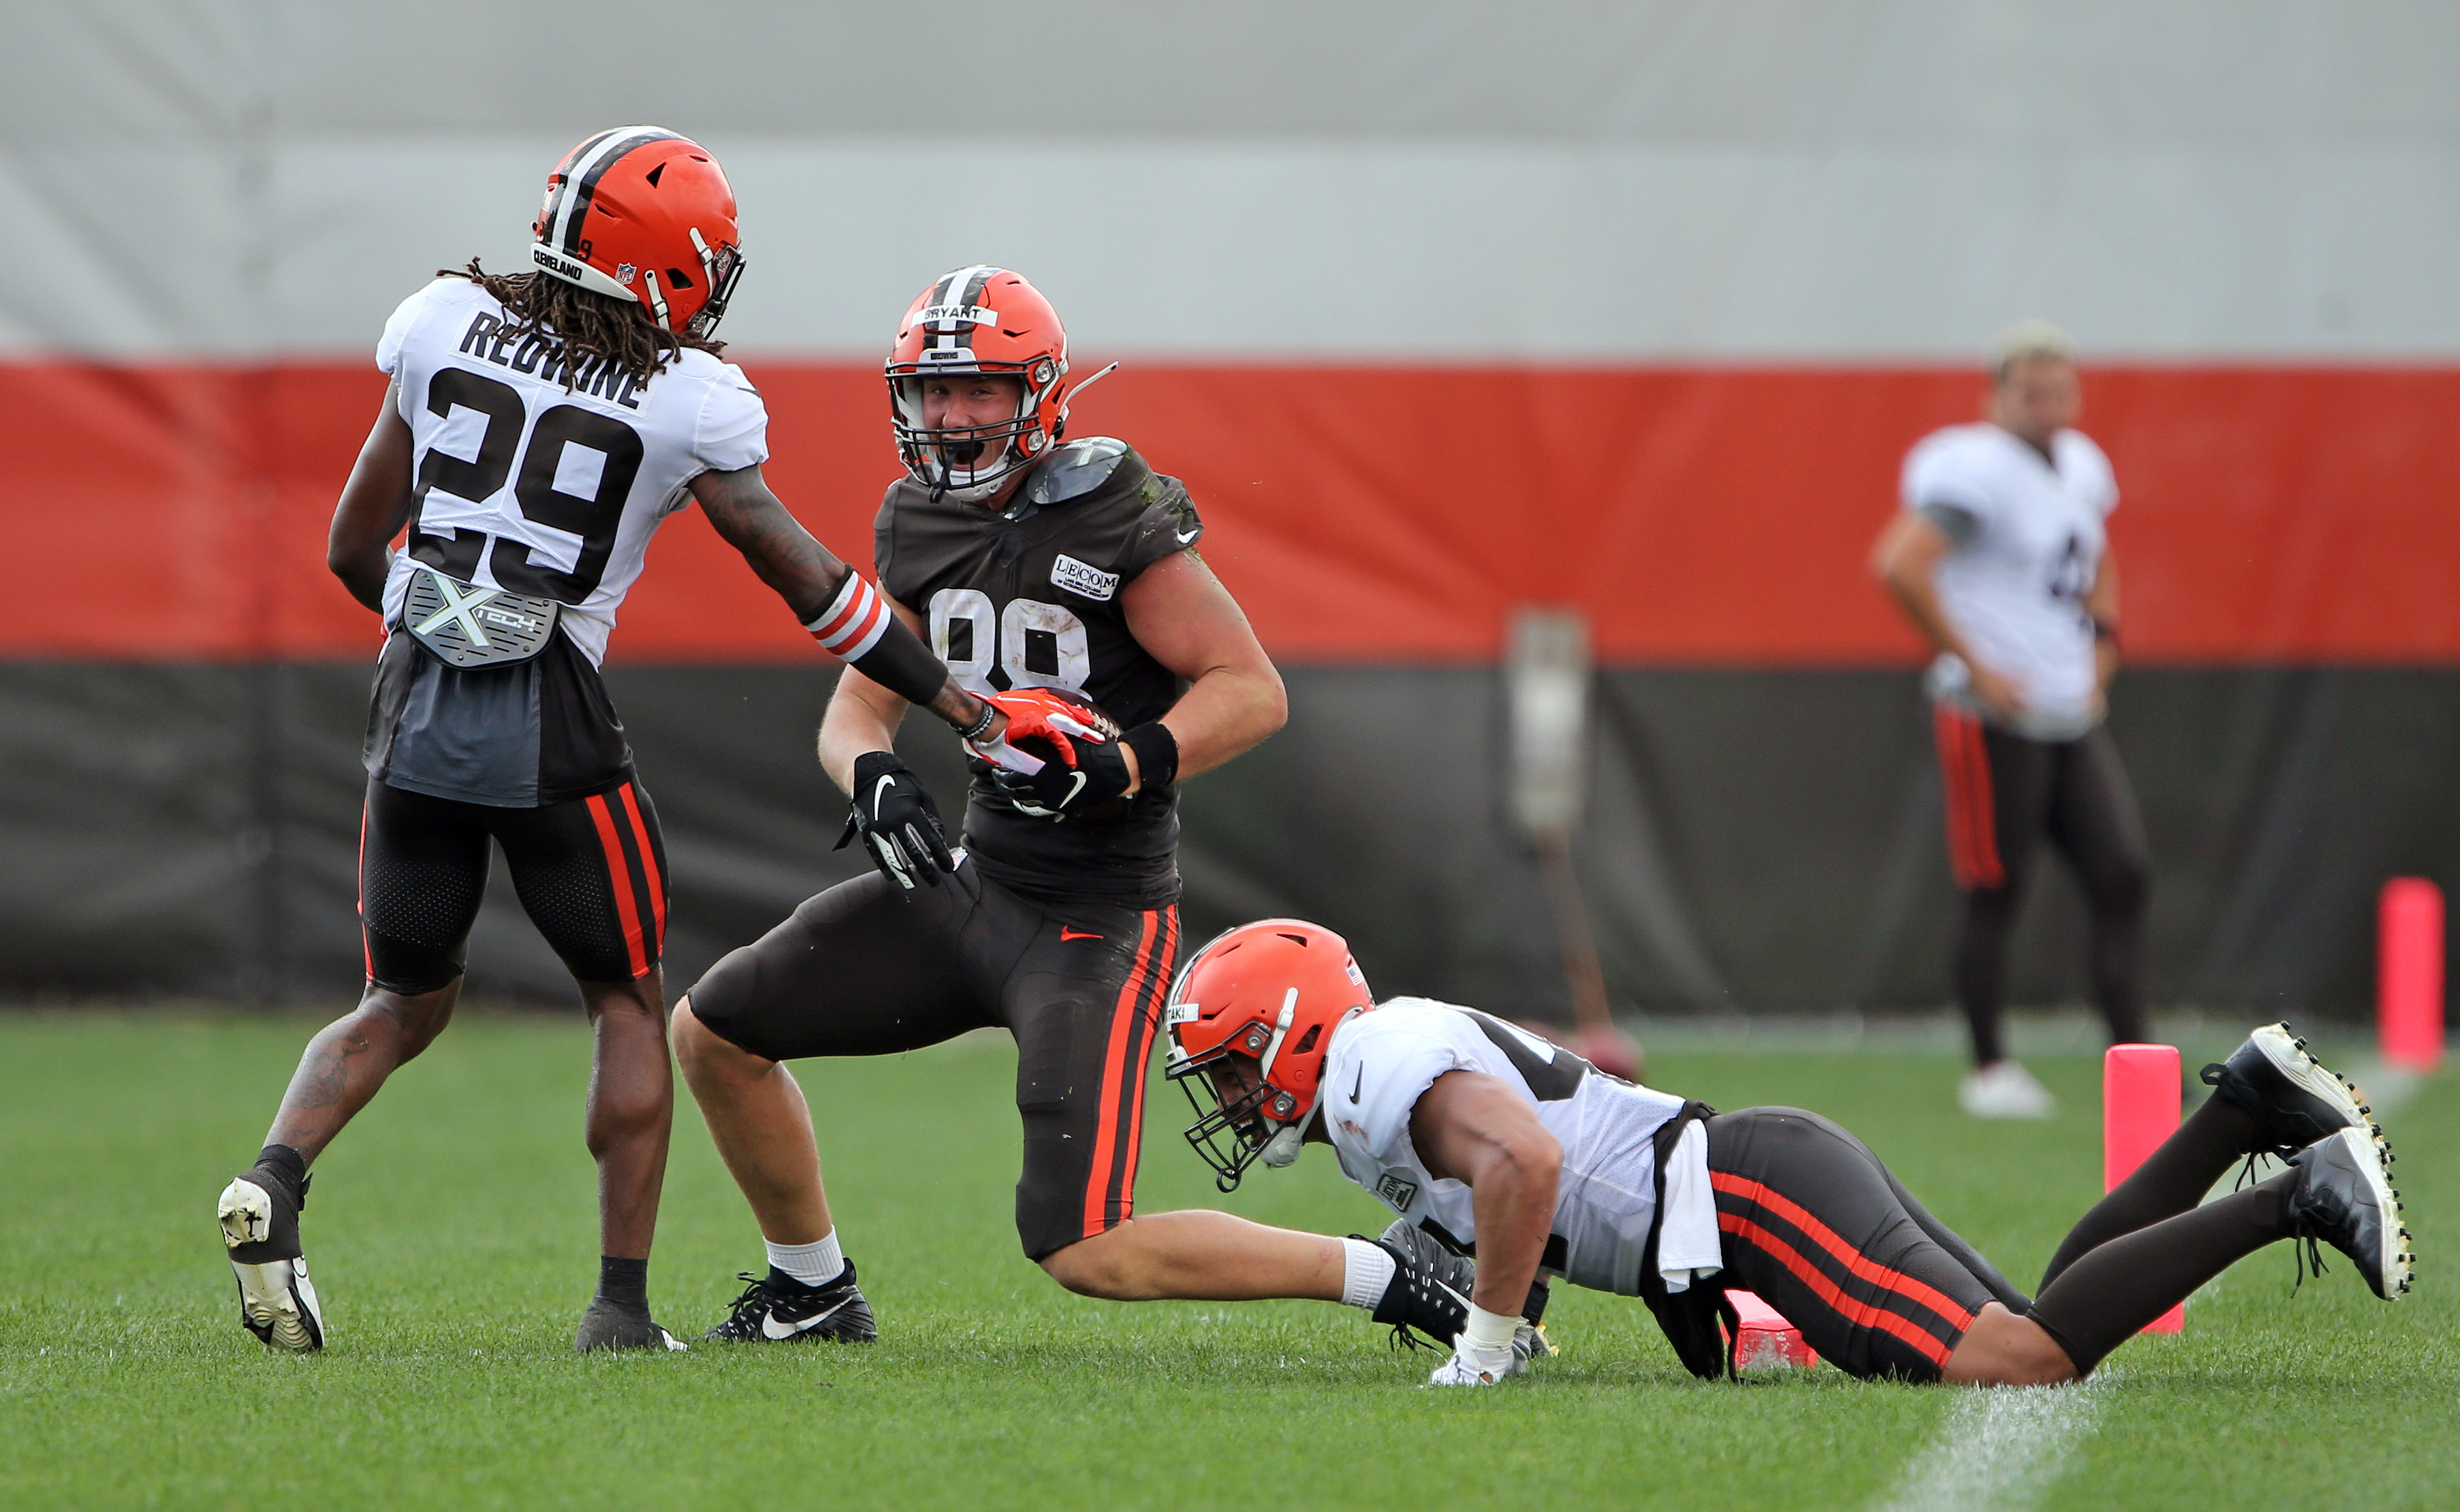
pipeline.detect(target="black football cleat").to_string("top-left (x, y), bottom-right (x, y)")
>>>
top-left (219, 1165), bottom-right (324, 1353)
top-left (1363, 1233), bottom-right (1472, 1352)
top-left (573, 1299), bottom-right (689, 1353)
top-left (1374, 1219), bottom-right (1555, 1364)
top-left (2201, 1022), bottom-right (2376, 1160)
top-left (704, 1263), bottom-right (878, 1344)
top-left (2286, 1125), bottom-right (2414, 1300)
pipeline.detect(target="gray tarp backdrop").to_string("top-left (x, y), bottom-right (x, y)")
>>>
top-left (5, 662), bottom-right (2450, 1019)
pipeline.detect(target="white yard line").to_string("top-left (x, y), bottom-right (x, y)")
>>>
top-left (1870, 1374), bottom-right (2111, 1512)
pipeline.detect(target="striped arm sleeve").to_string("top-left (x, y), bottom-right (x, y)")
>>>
top-left (805, 573), bottom-right (951, 710)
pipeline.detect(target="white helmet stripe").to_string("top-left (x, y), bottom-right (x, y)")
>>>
top-left (925, 264), bottom-right (1000, 332)
top-left (539, 127), bottom-right (625, 251)
top-left (547, 125), bottom-right (678, 257)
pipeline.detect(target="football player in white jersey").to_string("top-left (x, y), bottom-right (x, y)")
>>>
top-left (1167, 920), bottom-right (2408, 1386)
top-left (212, 127), bottom-right (1048, 1356)
top-left (1871, 322), bottom-right (2151, 1119)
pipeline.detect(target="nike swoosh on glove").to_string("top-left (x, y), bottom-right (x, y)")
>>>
top-left (834, 750), bottom-right (955, 891)
top-left (966, 689), bottom-right (1131, 819)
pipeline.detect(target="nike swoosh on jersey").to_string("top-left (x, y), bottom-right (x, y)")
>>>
top-left (760, 1296), bottom-right (851, 1340)
top-left (1351, 1064), bottom-right (1363, 1103)
top-left (1060, 928), bottom-right (1103, 941)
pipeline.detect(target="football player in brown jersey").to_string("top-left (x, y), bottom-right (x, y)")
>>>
top-left (669, 268), bottom-right (1478, 1347)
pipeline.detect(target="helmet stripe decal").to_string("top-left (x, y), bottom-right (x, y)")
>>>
top-left (924, 264), bottom-right (1000, 356)
top-left (551, 126), bottom-right (678, 257)
top-left (537, 127), bottom-right (625, 251)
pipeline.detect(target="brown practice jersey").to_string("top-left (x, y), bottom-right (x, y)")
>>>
top-left (876, 437), bottom-right (1203, 907)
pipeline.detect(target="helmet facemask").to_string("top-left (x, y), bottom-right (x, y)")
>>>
top-left (889, 357), bottom-right (1064, 504)
top-left (1165, 995), bottom-right (1323, 1193)
top-left (686, 229), bottom-right (745, 340)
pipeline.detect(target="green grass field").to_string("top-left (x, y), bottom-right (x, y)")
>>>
top-left (1, 1012), bottom-right (2450, 1510)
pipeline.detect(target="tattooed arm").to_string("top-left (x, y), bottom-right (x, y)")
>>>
top-left (688, 463), bottom-right (995, 735)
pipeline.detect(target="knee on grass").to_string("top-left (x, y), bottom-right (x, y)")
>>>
top-left (1944, 1304), bottom-right (2082, 1387)
top-left (1037, 1231), bottom-right (1152, 1301)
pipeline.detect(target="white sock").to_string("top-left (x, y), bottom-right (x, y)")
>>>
top-left (766, 1230), bottom-right (845, 1289)
top-left (1340, 1236), bottom-right (1395, 1310)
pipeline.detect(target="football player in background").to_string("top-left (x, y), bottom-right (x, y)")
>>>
top-left (1871, 321), bottom-right (2151, 1120)
top-left (1169, 919), bottom-right (2410, 1387)
top-left (670, 268), bottom-right (1479, 1348)
top-left (215, 129), bottom-right (1018, 1355)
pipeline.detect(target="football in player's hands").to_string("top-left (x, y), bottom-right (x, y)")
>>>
top-left (968, 687), bottom-right (1131, 818)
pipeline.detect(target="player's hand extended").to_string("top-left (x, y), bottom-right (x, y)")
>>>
top-left (1968, 661), bottom-right (2027, 719)
top-left (968, 689), bottom-right (1133, 818)
top-left (834, 750), bottom-right (956, 892)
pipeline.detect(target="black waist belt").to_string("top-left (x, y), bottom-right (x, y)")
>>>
top-left (1637, 1099), bottom-right (1731, 1381)
top-left (404, 564), bottom-right (561, 668)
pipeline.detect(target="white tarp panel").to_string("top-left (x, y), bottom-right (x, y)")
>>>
top-left (4, 0), bottom-right (2457, 359)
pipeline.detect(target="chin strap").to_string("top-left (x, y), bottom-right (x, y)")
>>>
top-left (641, 268), bottom-right (670, 331)
top-left (1259, 1122), bottom-right (1308, 1168)
top-left (1256, 989), bottom-right (1298, 1082)
top-left (1252, 988), bottom-right (1306, 1165)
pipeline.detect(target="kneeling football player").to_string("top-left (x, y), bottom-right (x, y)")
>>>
top-left (1167, 919), bottom-right (2411, 1386)
top-left (668, 268), bottom-right (1491, 1346)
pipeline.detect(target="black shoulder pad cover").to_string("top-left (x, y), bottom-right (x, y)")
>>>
top-left (1024, 437), bottom-right (1134, 505)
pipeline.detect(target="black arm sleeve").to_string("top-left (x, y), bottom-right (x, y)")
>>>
top-left (845, 611), bottom-right (953, 712)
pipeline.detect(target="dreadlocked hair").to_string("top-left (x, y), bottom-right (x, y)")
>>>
top-left (443, 259), bottom-right (724, 389)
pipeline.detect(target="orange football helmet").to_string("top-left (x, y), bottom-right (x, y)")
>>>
top-left (887, 267), bottom-right (1112, 502)
top-left (1165, 920), bottom-right (1375, 1191)
top-left (530, 127), bottom-right (745, 339)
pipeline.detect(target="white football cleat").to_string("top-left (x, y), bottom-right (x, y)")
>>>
top-left (230, 1257), bottom-right (326, 1353)
top-left (1959, 1060), bottom-right (2057, 1120)
top-left (219, 1169), bottom-right (324, 1353)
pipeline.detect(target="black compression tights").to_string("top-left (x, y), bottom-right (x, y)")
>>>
top-left (1953, 725), bottom-right (2150, 1065)
top-left (2026, 1092), bottom-right (2292, 1374)
top-left (1958, 884), bottom-right (2148, 1065)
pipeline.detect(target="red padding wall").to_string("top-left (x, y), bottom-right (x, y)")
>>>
top-left (4, 360), bottom-right (2457, 663)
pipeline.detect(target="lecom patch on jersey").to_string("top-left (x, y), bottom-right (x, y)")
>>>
top-left (1050, 554), bottom-right (1120, 602)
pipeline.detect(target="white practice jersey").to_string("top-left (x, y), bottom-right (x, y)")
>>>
top-left (1320, 998), bottom-right (1720, 1297)
top-left (1901, 423), bottom-right (2117, 741)
top-left (374, 277), bottom-right (770, 665)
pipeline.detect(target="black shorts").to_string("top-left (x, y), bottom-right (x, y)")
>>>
top-left (358, 776), bottom-right (668, 993)
top-left (684, 861), bottom-right (1179, 1261)
top-left (1705, 1107), bottom-right (2032, 1381)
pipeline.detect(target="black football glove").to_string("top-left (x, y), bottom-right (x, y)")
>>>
top-left (994, 736), bottom-right (1134, 819)
top-left (834, 750), bottom-right (955, 892)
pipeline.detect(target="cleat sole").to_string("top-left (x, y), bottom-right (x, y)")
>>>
top-left (232, 1257), bottom-right (325, 1353)
top-left (2253, 1024), bottom-right (2369, 1139)
top-left (2331, 1125), bottom-right (2411, 1302)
